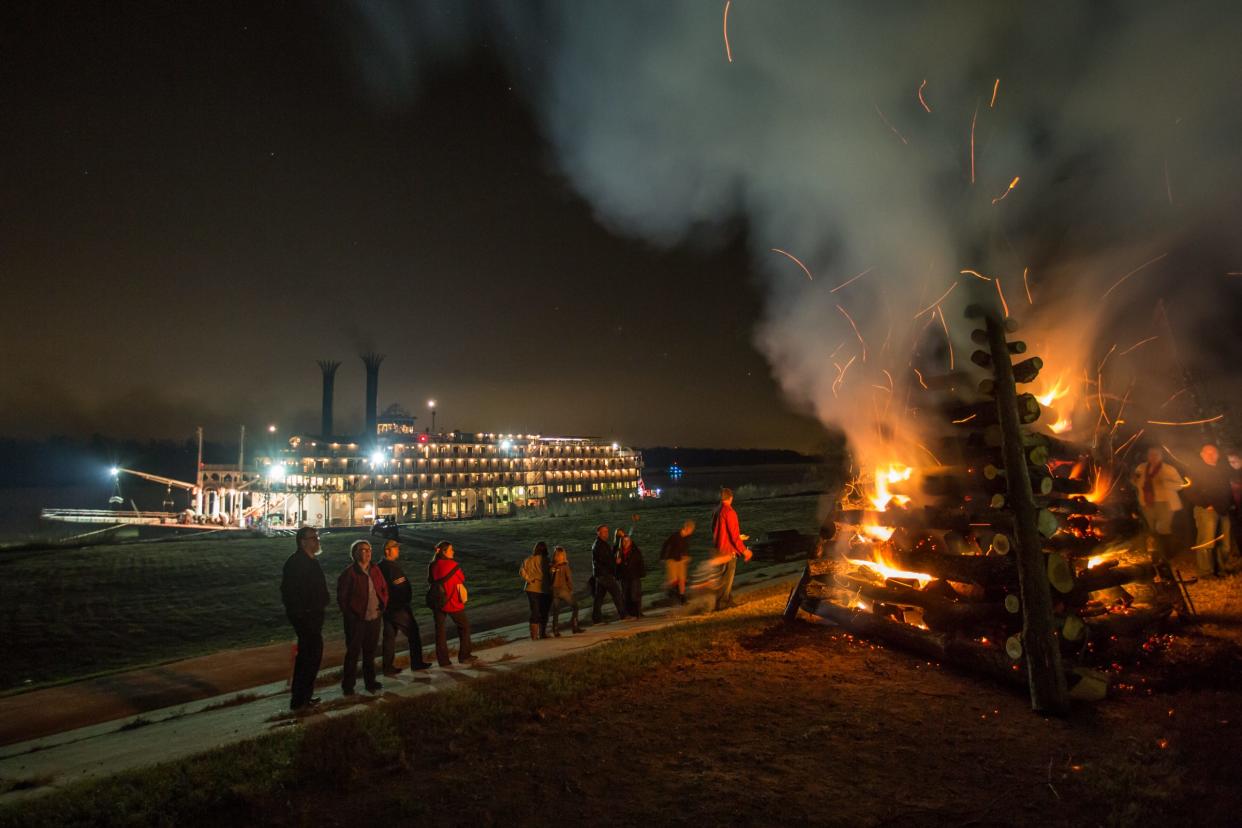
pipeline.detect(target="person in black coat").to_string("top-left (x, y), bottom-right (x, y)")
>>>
top-left (377, 539), bottom-right (432, 675)
top-left (615, 531), bottom-right (646, 619)
top-left (590, 524), bottom-right (627, 623)
top-left (280, 526), bottom-right (330, 712)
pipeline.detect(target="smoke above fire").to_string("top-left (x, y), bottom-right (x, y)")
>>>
top-left (333, 1), bottom-right (1242, 459)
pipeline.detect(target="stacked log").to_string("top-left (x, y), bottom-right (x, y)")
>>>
top-left (786, 304), bottom-right (1179, 711)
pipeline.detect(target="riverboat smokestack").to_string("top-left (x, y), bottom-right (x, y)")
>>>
top-left (361, 353), bottom-right (384, 437)
top-left (317, 360), bottom-right (340, 437)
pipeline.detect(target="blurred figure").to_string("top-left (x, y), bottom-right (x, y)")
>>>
top-left (520, 541), bottom-right (553, 639)
top-left (711, 487), bottom-right (752, 610)
top-left (427, 541), bottom-right (477, 666)
top-left (590, 524), bottom-right (626, 623)
top-left (616, 531), bottom-right (646, 619)
top-left (280, 526), bottom-right (329, 712)
top-left (685, 550), bottom-right (735, 614)
top-left (337, 539), bottom-right (389, 695)
top-left (1228, 449), bottom-right (1242, 557)
top-left (1131, 447), bottom-right (1186, 576)
top-left (378, 539), bottom-right (431, 675)
top-left (660, 520), bottom-right (695, 604)
top-left (1185, 444), bottom-right (1234, 578)
top-left (549, 545), bottom-right (582, 636)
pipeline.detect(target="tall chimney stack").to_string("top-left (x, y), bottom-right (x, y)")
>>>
top-left (317, 360), bottom-right (340, 437)
top-left (361, 353), bottom-right (385, 437)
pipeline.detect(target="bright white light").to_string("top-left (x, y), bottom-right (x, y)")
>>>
top-left (428, 399), bottom-right (436, 409)
top-left (267, 424), bottom-right (277, 433)
top-left (370, 451), bottom-right (384, 465)
top-left (267, 465), bottom-right (286, 482)
top-left (500, 439), bottom-right (512, 450)
top-left (109, 466), bottom-right (120, 477)
top-left (611, 442), bottom-right (619, 450)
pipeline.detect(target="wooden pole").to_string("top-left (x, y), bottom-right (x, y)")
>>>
top-left (981, 310), bottom-right (1070, 714)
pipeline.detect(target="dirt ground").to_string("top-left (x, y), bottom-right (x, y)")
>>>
top-left (251, 585), bottom-right (1242, 828)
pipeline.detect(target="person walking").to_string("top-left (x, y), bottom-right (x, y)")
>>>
top-left (520, 541), bottom-right (553, 639)
top-left (549, 545), bottom-right (581, 636)
top-left (1185, 443), bottom-right (1234, 578)
top-left (590, 524), bottom-right (627, 623)
top-left (280, 526), bottom-right (329, 712)
top-left (616, 531), bottom-right (646, 619)
top-left (377, 539), bottom-right (432, 675)
top-left (1131, 447), bottom-right (1186, 576)
top-left (336, 539), bottom-right (389, 696)
top-left (427, 541), bottom-right (478, 666)
top-left (711, 487), bottom-right (752, 610)
top-left (660, 520), bottom-right (695, 604)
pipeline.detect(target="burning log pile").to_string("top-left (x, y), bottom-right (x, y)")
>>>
top-left (786, 304), bottom-right (1189, 711)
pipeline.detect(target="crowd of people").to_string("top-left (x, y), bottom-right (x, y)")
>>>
top-left (1131, 442), bottom-right (1242, 579)
top-left (279, 487), bottom-right (755, 712)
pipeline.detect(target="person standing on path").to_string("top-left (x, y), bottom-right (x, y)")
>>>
top-left (549, 545), bottom-right (582, 636)
top-left (616, 531), bottom-right (646, 619)
top-left (428, 541), bottom-right (478, 666)
top-left (280, 526), bottom-right (329, 712)
top-left (711, 488), bottom-right (752, 610)
top-left (1185, 443), bottom-right (1235, 578)
top-left (520, 541), bottom-right (553, 639)
top-left (590, 524), bottom-right (627, 624)
top-left (660, 520), bottom-right (695, 604)
top-left (378, 539), bottom-right (432, 675)
top-left (336, 539), bottom-right (389, 695)
top-left (1131, 447), bottom-right (1187, 576)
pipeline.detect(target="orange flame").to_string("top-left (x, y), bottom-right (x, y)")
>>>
top-left (1085, 469), bottom-right (1114, 504)
top-left (869, 463), bottom-right (912, 511)
top-left (845, 552), bottom-right (933, 589)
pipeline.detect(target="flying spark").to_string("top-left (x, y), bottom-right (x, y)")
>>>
top-left (1022, 267), bottom-right (1033, 304)
top-left (917, 79), bottom-right (932, 113)
top-left (837, 304), bottom-right (867, 362)
top-left (873, 103), bottom-right (909, 145)
top-left (935, 308), bottom-right (954, 370)
top-left (913, 283), bottom-right (958, 318)
top-left (722, 0), bottom-right (733, 63)
top-left (994, 277), bottom-right (1010, 318)
top-left (1119, 336), bottom-right (1158, 356)
top-left (770, 248), bottom-right (813, 280)
top-left (960, 269), bottom-right (992, 281)
top-left (1096, 343), bottom-right (1118, 374)
top-left (989, 78), bottom-right (1000, 108)
top-left (969, 103), bottom-right (978, 183)
top-left (1147, 415), bottom-right (1224, 427)
top-left (1102, 252), bottom-right (1169, 300)
top-left (1159, 387), bottom-right (1189, 408)
top-left (952, 413), bottom-right (977, 424)
top-left (991, 176), bottom-right (1021, 205)
top-left (912, 366), bottom-right (928, 390)
top-left (830, 267), bottom-right (874, 293)
top-left (1163, 159), bottom-right (1173, 206)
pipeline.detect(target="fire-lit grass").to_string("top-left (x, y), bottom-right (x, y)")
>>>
top-left (0, 493), bottom-right (821, 691)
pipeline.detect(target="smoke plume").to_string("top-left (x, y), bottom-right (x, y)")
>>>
top-left (333, 0), bottom-right (1242, 458)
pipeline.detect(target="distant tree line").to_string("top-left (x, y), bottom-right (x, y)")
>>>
top-left (639, 445), bottom-right (835, 469)
top-left (0, 436), bottom-right (239, 488)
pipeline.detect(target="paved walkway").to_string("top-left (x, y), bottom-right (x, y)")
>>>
top-left (0, 564), bottom-right (801, 805)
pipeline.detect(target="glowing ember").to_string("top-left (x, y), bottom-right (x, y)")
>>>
top-left (1087, 555), bottom-right (1105, 569)
top-left (1050, 416), bottom-right (1073, 434)
top-left (845, 555), bottom-right (933, 589)
top-left (869, 463), bottom-right (912, 511)
top-left (1085, 469), bottom-right (1115, 503)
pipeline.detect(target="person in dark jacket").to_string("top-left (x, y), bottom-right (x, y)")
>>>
top-left (337, 539), bottom-right (389, 695)
top-left (1185, 444), bottom-right (1234, 577)
top-left (590, 524), bottom-right (627, 624)
top-left (519, 541), bottom-right (553, 640)
top-left (616, 531), bottom-right (646, 619)
top-left (378, 539), bottom-right (431, 675)
top-left (281, 526), bottom-right (329, 712)
top-left (660, 520), bottom-right (695, 604)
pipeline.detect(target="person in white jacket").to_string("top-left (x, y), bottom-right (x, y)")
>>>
top-left (1131, 447), bottom-right (1187, 570)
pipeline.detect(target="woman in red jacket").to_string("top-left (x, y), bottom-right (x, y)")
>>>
top-left (427, 541), bottom-right (478, 667)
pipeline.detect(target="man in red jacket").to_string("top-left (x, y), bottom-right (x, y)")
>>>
top-left (337, 539), bottom-right (389, 695)
top-left (711, 487), bottom-right (751, 610)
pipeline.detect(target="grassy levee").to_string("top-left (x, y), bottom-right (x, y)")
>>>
top-left (0, 494), bottom-right (821, 690)
top-left (0, 590), bottom-right (790, 827)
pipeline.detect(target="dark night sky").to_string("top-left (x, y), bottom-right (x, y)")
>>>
top-left (0, 3), bottom-right (828, 450)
